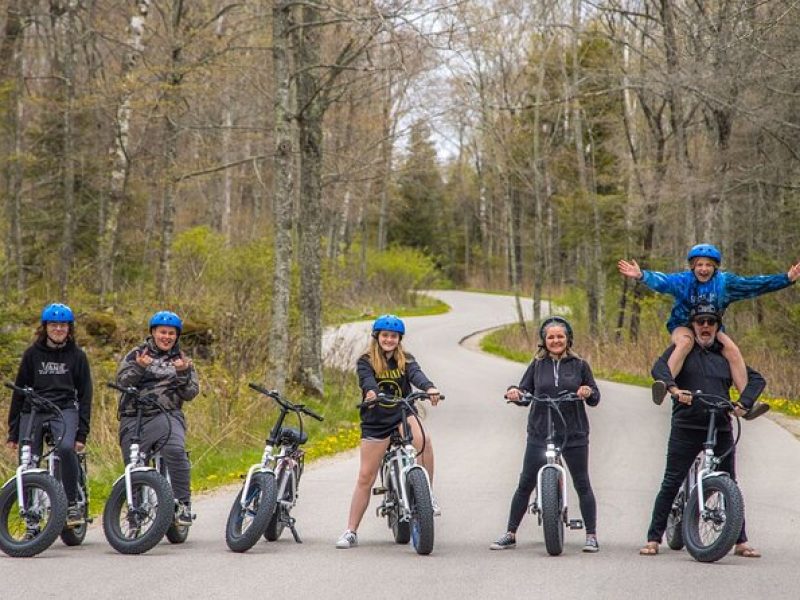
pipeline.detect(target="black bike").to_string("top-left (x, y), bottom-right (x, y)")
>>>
top-left (664, 391), bottom-right (762, 563)
top-left (364, 391), bottom-right (442, 556)
top-left (225, 383), bottom-right (323, 552)
top-left (103, 382), bottom-right (178, 554)
top-left (0, 383), bottom-right (69, 557)
top-left (507, 391), bottom-right (585, 556)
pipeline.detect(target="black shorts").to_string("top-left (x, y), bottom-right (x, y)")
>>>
top-left (359, 405), bottom-right (402, 440)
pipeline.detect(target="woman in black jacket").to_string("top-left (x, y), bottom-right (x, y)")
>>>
top-left (335, 314), bottom-right (441, 549)
top-left (490, 316), bottom-right (601, 553)
top-left (5, 303), bottom-right (93, 528)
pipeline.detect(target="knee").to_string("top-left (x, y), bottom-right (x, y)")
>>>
top-left (674, 333), bottom-right (693, 349)
top-left (516, 473), bottom-right (536, 495)
top-left (356, 467), bottom-right (378, 489)
top-left (163, 444), bottom-right (189, 466)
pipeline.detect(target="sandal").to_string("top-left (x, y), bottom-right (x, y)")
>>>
top-left (639, 541), bottom-right (659, 556)
top-left (734, 544), bottom-right (761, 558)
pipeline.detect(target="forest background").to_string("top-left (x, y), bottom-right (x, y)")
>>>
top-left (1, 0), bottom-right (799, 500)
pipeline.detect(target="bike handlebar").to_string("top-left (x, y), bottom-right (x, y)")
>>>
top-left (248, 382), bottom-right (324, 421)
top-left (5, 381), bottom-right (64, 413)
top-left (357, 391), bottom-right (445, 410)
top-left (505, 390), bottom-right (582, 406)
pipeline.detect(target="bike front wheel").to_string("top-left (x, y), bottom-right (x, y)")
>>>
top-left (103, 470), bottom-right (175, 555)
top-left (665, 488), bottom-right (685, 551)
top-left (166, 521), bottom-right (190, 544)
top-left (682, 475), bottom-right (744, 563)
top-left (225, 472), bottom-right (277, 552)
top-left (0, 472), bottom-right (68, 558)
top-left (407, 469), bottom-right (434, 555)
top-left (540, 467), bottom-right (565, 556)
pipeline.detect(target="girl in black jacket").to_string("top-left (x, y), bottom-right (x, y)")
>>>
top-left (6, 303), bottom-right (92, 528)
top-left (490, 316), bottom-right (601, 553)
top-left (336, 315), bottom-right (441, 549)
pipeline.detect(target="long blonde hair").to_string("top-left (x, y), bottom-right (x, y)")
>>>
top-left (367, 336), bottom-right (408, 374)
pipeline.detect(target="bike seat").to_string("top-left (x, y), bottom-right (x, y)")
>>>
top-left (278, 427), bottom-right (308, 446)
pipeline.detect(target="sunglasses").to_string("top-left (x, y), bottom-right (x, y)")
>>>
top-left (693, 317), bottom-right (718, 326)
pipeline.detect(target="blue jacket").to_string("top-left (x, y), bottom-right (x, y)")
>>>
top-left (640, 269), bottom-right (793, 332)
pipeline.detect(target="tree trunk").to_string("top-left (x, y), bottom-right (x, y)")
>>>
top-left (99, 0), bottom-right (150, 302)
top-left (265, 0), bottom-right (295, 392)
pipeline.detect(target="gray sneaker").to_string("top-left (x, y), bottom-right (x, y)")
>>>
top-left (583, 536), bottom-right (599, 553)
top-left (177, 502), bottom-right (194, 526)
top-left (431, 495), bottom-right (442, 517)
top-left (66, 503), bottom-right (84, 528)
top-left (490, 532), bottom-right (516, 550)
top-left (336, 529), bottom-right (358, 549)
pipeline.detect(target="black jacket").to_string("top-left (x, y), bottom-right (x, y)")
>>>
top-left (356, 352), bottom-right (434, 421)
top-left (516, 354), bottom-right (600, 447)
top-left (7, 338), bottom-right (93, 444)
top-left (651, 340), bottom-right (765, 431)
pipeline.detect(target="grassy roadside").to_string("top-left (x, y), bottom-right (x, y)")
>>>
top-left (480, 324), bottom-right (800, 417)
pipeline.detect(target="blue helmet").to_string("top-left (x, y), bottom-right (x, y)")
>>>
top-left (41, 303), bottom-right (74, 324)
top-left (539, 316), bottom-right (573, 347)
top-left (687, 243), bottom-right (722, 265)
top-left (149, 310), bottom-right (183, 333)
top-left (372, 314), bottom-right (405, 338)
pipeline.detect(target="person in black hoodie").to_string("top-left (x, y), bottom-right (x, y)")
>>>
top-left (490, 316), bottom-right (601, 553)
top-left (335, 314), bottom-right (441, 549)
top-left (116, 310), bottom-right (199, 526)
top-left (5, 303), bottom-right (93, 527)
top-left (639, 304), bottom-right (765, 558)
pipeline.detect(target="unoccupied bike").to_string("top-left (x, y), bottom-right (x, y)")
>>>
top-left (0, 383), bottom-right (69, 557)
top-left (365, 391), bottom-right (443, 556)
top-left (225, 383), bottom-right (323, 553)
top-left (663, 391), bottom-right (764, 563)
top-left (103, 382), bottom-right (179, 554)
top-left (507, 391), bottom-right (585, 556)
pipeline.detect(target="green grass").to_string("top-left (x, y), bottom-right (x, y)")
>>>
top-left (332, 295), bottom-right (450, 323)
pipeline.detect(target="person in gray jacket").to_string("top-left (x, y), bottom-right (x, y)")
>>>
top-left (117, 310), bottom-right (199, 526)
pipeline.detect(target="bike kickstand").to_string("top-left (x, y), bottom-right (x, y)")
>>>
top-left (288, 518), bottom-right (302, 544)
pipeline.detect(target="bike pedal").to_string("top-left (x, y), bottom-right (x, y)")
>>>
top-left (372, 486), bottom-right (387, 495)
top-left (568, 519), bottom-right (584, 530)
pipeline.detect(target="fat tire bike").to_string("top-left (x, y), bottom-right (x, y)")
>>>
top-left (663, 391), bottom-right (764, 563)
top-left (225, 383), bottom-right (323, 553)
top-left (0, 383), bottom-right (69, 557)
top-left (365, 391), bottom-right (443, 556)
top-left (103, 382), bottom-right (178, 554)
top-left (507, 391), bottom-right (585, 556)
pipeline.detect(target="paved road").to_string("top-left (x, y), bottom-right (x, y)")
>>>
top-left (3, 291), bottom-right (799, 599)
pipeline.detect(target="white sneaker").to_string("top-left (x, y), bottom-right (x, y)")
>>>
top-left (336, 529), bottom-right (358, 549)
top-left (431, 495), bottom-right (442, 517)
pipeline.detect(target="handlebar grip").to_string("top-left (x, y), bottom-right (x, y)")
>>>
top-left (303, 408), bottom-right (324, 422)
top-left (4, 382), bottom-right (18, 392)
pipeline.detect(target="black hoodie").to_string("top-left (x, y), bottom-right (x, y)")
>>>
top-left (7, 338), bottom-right (93, 444)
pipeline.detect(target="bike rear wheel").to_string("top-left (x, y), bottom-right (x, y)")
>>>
top-left (225, 472), bottom-right (277, 552)
top-left (682, 475), bottom-right (744, 563)
top-left (0, 472), bottom-right (68, 557)
top-left (265, 469), bottom-right (294, 542)
top-left (103, 470), bottom-right (175, 555)
top-left (540, 467), bottom-right (565, 556)
top-left (407, 469), bottom-right (434, 555)
top-left (665, 488), bottom-right (686, 551)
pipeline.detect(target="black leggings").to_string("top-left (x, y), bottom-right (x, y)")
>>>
top-left (507, 440), bottom-right (597, 535)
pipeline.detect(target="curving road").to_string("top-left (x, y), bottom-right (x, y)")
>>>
top-left (3, 291), bottom-right (799, 599)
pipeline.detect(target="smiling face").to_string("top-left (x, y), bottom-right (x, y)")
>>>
top-left (544, 325), bottom-right (569, 357)
top-left (45, 322), bottom-right (70, 344)
top-left (691, 315), bottom-right (719, 347)
top-left (152, 325), bottom-right (178, 352)
top-left (376, 330), bottom-right (400, 355)
top-left (691, 257), bottom-right (718, 283)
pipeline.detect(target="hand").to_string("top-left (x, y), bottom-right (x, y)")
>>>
top-left (5, 441), bottom-right (18, 452)
top-left (74, 441), bottom-right (85, 452)
top-left (364, 390), bottom-right (377, 401)
top-left (577, 385), bottom-right (593, 400)
top-left (671, 389), bottom-right (693, 405)
top-left (733, 406), bottom-right (747, 418)
top-left (426, 387), bottom-right (441, 406)
top-left (135, 349), bottom-right (153, 368)
top-left (788, 262), bottom-right (800, 282)
top-left (617, 259), bottom-right (642, 280)
top-left (173, 352), bottom-right (192, 372)
top-left (504, 387), bottom-right (521, 402)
